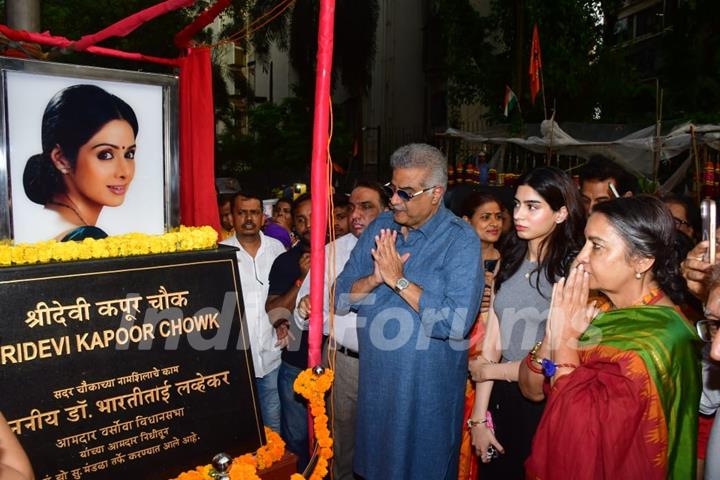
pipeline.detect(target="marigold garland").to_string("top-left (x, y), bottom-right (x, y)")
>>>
top-left (291, 367), bottom-right (335, 480)
top-left (174, 369), bottom-right (334, 480)
top-left (0, 226), bottom-right (218, 267)
top-left (173, 427), bottom-right (286, 480)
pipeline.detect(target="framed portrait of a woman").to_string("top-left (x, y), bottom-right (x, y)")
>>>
top-left (0, 57), bottom-right (179, 243)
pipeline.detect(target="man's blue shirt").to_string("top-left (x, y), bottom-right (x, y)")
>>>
top-left (334, 204), bottom-right (484, 480)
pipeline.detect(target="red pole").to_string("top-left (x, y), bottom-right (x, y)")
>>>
top-left (308, 0), bottom-right (335, 369)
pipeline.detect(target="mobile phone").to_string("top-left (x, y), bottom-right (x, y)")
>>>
top-left (701, 199), bottom-right (716, 264)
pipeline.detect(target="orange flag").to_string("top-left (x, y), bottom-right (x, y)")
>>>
top-left (529, 23), bottom-right (543, 105)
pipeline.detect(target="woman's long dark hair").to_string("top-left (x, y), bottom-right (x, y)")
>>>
top-left (23, 84), bottom-right (139, 205)
top-left (592, 196), bottom-right (686, 304)
top-left (495, 166), bottom-right (586, 295)
top-left (460, 191), bottom-right (503, 219)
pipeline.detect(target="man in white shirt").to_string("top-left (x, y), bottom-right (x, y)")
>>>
top-left (295, 182), bottom-right (388, 479)
top-left (220, 192), bottom-right (286, 432)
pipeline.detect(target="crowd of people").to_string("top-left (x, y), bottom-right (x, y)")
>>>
top-left (217, 144), bottom-right (720, 480)
top-left (4, 142), bottom-right (720, 480)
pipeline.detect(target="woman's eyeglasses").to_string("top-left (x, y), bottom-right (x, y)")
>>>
top-left (697, 319), bottom-right (720, 342)
top-left (672, 217), bottom-right (690, 228)
top-left (383, 182), bottom-right (436, 202)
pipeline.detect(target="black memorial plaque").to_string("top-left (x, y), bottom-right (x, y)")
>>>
top-left (0, 246), bottom-right (262, 479)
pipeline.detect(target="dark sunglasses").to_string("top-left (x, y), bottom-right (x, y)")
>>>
top-left (383, 182), bottom-right (436, 202)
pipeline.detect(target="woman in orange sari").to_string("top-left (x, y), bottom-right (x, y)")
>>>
top-left (457, 191), bottom-right (504, 479)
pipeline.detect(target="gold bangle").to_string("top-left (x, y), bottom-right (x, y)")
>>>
top-left (466, 418), bottom-right (487, 429)
top-left (529, 341), bottom-right (543, 366)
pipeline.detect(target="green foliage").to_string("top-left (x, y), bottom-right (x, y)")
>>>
top-left (661, 0), bottom-right (720, 124)
top-left (438, 0), bottom-right (633, 122)
top-left (438, 0), bottom-right (676, 124)
top-left (35, 0), bottom-right (249, 115)
top-left (40, 1), bottom-right (188, 73)
top-left (250, 0), bottom-right (291, 63)
top-left (439, 0), bottom-right (720, 124)
top-left (434, 0), bottom-right (489, 108)
top-left (237, 0), bottom-right (377, 191)
top-left (252, 0), bottom-right (379, 98)
top-left (215, 96), bottom-right (352, 194)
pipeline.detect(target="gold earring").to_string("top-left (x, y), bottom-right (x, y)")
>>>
top-left (635, 272), bottom-right (642, 279)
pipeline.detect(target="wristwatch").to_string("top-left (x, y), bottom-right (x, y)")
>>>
top-left (394, 277), bottom-right (411, 293)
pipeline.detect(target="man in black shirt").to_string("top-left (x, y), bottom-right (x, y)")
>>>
top-left (266, 193), bottom-right (314, 469)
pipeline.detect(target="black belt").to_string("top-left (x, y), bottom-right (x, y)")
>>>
top-left (335, 344), bottom-right (359, 359)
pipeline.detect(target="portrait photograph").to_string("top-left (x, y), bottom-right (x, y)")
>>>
top-left (1, 59), bottom-right (178, 243)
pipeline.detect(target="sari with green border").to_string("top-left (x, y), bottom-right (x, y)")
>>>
top-left (526, 306), bottom-right (701, 479)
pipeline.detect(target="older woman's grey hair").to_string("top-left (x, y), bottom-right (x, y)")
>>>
top-left (389, 143), bottom-right (448, 189)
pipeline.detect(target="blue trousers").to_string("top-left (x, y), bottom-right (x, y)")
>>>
top-left (255, 366), bottom-right (281, 433)
top-left (278, 361), bottom-right (309, 470)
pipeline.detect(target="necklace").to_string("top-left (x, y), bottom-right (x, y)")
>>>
top-left (596, 287), bottom-right (664, 313)
top-left (48, 198), bottom-right (89, 226)
top-left (637, 287), bottom-right (663, 306)
top-left (524, 258), bottom-right (537, 279)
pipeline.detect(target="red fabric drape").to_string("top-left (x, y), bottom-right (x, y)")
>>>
top-left (72, 0), bottom-right (196, 51)
top-left (179, 47), bottom-right (221, 231)
top-left (174, 0), bottom-right (232, 48)
top-left (0, 25), bottom-right (180, 66)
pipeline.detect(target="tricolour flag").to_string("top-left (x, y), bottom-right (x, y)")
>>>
top-left (503, 85), bottom-right (519, 117)
top-left (529, 23), bottom-right (543, 105)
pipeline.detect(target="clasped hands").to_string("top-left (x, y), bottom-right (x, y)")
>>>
top-left (369, 229), bottom-right (410, 288)
top-left (545, 264), bottom-right (598, 350)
